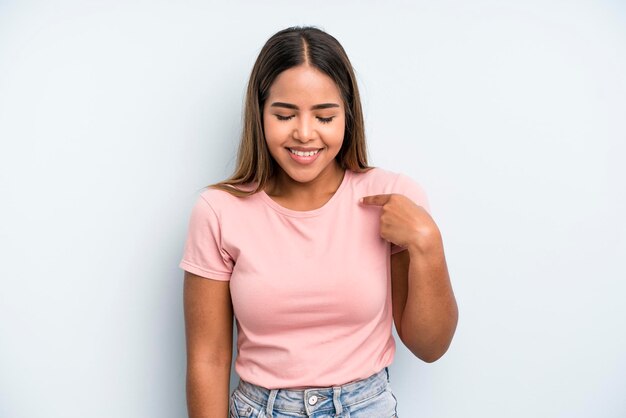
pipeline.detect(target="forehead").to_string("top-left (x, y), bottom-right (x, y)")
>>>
top-left (268, 65), bottom-right (342, 104)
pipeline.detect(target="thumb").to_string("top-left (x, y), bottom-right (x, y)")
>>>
top-left (360, 194), bottom-right (392, 206)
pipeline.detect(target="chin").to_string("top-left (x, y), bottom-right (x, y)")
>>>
top-left (282, 169), bottom-right (321, 184)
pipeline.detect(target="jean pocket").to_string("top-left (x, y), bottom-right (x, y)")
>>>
top-left (347, 386), bottom-right (398, 418)
top-left (230, 391), bottom-right (263, 418)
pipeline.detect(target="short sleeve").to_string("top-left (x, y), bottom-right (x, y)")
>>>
top-left (178, 194), bottom-right (234, 281)
top-left (390, 173), bottom-right (432, 255)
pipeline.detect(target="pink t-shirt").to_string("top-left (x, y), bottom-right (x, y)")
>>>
top-left (179, 167), bottom-right (431, 389)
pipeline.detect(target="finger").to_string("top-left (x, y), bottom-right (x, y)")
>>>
top-left (360, 194), bottom-right (392, 206)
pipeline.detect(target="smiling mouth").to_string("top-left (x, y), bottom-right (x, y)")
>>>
top-left (287, 148), bottom-right (322, 157)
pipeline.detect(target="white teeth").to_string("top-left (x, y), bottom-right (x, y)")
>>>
top-left (289, 148), bottom-right (320, 157)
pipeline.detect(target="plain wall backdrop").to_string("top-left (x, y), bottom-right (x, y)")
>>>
top-left (1, 0), bottom-right (625, 417)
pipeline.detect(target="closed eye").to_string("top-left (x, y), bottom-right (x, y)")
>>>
top-left (317, 116), bottom-right (334, 124)
top-left (275, 114), bottom-right (294, 121)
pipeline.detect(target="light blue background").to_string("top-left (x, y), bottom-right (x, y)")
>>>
top-left (1, 1), bottom-right (625, 417)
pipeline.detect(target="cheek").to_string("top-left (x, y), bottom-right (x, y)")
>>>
top-left (262, 116), bottom-right (279, 142)
top-left (263, 115), bottom-right (290, 140)
top-left (328, 123), bottom-right (346, 147)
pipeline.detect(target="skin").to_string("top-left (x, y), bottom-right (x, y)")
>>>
top-left (184, 272), bottom-right (232, 418)
top-left (183, 63), bottom-right (457, 417)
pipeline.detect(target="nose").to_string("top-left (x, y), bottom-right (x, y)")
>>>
top-left (293, 116), bottom-right (314, 142)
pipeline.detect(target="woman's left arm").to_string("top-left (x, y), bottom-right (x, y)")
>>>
top-left (361, 194), bottom-right (458, 362)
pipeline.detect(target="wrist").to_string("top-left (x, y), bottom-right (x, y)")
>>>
top-left (406, 227), bottom-right (442, 255)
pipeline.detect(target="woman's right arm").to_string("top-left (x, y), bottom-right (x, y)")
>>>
top-left (184, 271), bottom-right (234, 418)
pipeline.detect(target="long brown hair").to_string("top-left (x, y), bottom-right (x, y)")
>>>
top-left (209, 26), bottom-right (371, 197)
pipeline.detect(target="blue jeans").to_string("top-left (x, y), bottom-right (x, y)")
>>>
top-left (229, 367), bottom-right (398, 418)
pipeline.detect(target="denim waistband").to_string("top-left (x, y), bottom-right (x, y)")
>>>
top-left (234, 367), bottom-right (390, 416)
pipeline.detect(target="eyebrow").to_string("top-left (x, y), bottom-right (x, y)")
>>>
top-left (270, 102), bottom-right (340, 110)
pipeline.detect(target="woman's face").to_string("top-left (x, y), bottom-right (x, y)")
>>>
top-left (263, 64), bottom-right (345, 187)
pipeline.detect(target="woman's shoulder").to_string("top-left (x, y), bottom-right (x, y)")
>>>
top-left (195, 182), bottom-right (258, 212)
top-left (350, 167), bottom-right (428, 206)
top-left (349, 166), bottom-right (403, 188)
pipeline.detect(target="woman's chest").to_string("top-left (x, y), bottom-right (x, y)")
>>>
top-left (223, 204), bottom-right (391, 330)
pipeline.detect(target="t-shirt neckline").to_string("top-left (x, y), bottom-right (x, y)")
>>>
top-left (259, 169), bottom-right (351, 218)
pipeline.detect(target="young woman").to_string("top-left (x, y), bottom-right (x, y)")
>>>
top-left (179, 26), bottom-right (458, 418)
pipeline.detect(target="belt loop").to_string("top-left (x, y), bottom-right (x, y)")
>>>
top-left (266, 389), bottom-right (278, 418)
top-left (332, 386), bottom-right (343, 417)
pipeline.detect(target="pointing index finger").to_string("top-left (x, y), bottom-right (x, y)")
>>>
top-left (360, 194), bottom-right (392, 206)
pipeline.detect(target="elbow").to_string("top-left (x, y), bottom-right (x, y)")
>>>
top-left (187, 345), bottom-right (233, 370)
top-left (401, 318), bottom-right (458, 363)
top-left (414, 346), bottom-right (449, 363)
top-left (405, 339), bottom-right (452, 363)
